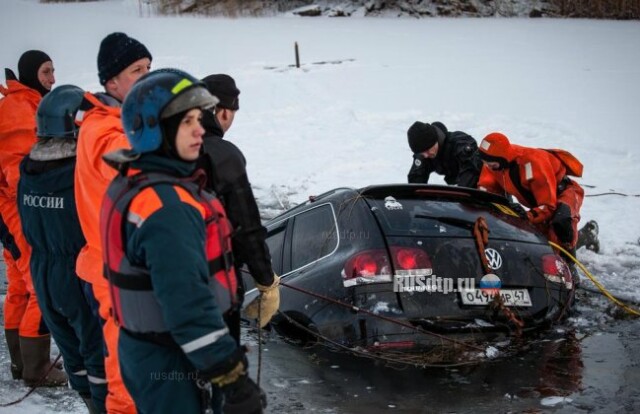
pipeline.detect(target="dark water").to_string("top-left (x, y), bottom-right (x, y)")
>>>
top-left (246, 291), bottom-right (640, 413)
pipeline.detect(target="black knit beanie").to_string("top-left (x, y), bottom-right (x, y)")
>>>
top-left (407, 121), bottom-right (438, 154)
top-left (18, 50), bottom-right (52, 96)
top-left (97, 32), bottom-right (152, 85)
top-left (202, 74), bottom-right (240, 110)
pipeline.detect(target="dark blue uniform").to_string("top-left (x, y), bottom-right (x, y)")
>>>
top-left (18, 155), bottom-right (106, 411)
top-left (106, 154), bottom-right (241, 414)
top-left (198, 112), bottom-right (275, 343)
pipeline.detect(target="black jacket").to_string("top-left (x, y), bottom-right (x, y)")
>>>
top-left (198, 111), bottom-right (274, 287)
top-left (407, 130), bottom-right (482, 188)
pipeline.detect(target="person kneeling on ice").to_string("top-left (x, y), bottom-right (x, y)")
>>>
top-left (477, 132), bottom-right (585, 278)
top-left (100, 68), bottom-right (265, 414)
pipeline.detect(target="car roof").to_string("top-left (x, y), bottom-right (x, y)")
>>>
top-left (265, 184), bottom-right (511, 225)
top-left (359, 184), bottom-right (510, 204)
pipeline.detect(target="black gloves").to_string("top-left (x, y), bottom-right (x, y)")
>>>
top-left (551, 203), bottom-right (574, 245)
top-left (508, 202), bottom-right (528, 219)
top-left (222, 374), bottom-right (266, 414)
top-left (200, 348), bottom-right (266, 414)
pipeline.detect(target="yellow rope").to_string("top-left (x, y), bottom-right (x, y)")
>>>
top-left (549, 241), bottom-right (640, 317)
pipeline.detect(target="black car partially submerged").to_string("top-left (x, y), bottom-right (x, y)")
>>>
top-left (242, 184), bottom-right (574, 351)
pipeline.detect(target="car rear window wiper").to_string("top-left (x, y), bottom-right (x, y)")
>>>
top-left (413, 214), bottom-right (476, 230)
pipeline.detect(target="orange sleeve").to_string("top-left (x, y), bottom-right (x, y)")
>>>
top-left (83, 118), bottom-right (130, 183)
top-left (0, 95), bottom-right (38, 198)
top-left (521, 153), bottom-right (557, 223)
top-left (476, 165), bottom-right (503, 194)
top-left (75, 104), bottom-right (130, 283)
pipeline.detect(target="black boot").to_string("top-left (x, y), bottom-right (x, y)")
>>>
top-left (19, 335), bottom-right (68, 387)
top-left (80, 392), bottom-right (100, 414)
top-left (5, 329), bottom-right (23, 379)
top-left (577, 220), bottom-right (600, 253)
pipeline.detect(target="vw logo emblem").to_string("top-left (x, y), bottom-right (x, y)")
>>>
top-left (484, 248), bottom-right (503, 270)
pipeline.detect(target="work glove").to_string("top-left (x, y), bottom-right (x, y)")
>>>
top-left (527, 207), bottom-right (548, 224)
top-left (244, 274), bottom-right (281, 328)
top-left (210, 360), bottom-right (246, 388)
top-left (551, 203), bottom-right (575, 245)
top-left (508, 202), bottom-right (528, 219)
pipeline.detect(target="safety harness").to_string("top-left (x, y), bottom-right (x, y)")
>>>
top-left (101, 169), bottom-right (238, 346)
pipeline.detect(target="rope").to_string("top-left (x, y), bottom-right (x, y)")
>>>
top-left (585, 192), bottom-right (640, 197)
top-left (473, 216), bottom-right (491, 274)
top-left (275, 310), bottom-right (488, 369)
top-left (472, 216), bottom-right (525, 335)
top-left (0, 353), bottom-right (64, 408)
top-left (549, 241), bottom-right (640, 317)
top-left (280, 281), bottom-right (486, 352)
top-left (578, 285), bottom-right (640, 307)
top-left (256, 294), bottom-right (263, 388)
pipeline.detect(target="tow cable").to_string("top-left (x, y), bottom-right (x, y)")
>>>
top-left (472, 216), bottom-right (525, 335)
top-left (257, 295), bottom-right (263, 388)
top-left (585, 192), bottom-right (640, 197)
top-left (0, 353), bottom-right (63, 408)
top-left (273, 309), bottom-right (491, 369)
top-left (549, 241), bottom-right (640, 317)
top-left (280, 281), bottom-right (485, 353)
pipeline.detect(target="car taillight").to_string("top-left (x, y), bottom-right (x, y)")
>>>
top-left (342, 249), bottom-right (392, 287)
top-left (542, 254), bottom-right (573, 289)
top-left (391, 247), bottom-right (432, 274)
top-left (342, 247), bottom-right (433, 287)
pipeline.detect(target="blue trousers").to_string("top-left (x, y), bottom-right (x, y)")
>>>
top-left (119, 330), bottom-right (223, 414)
top-left (31, 253), bottom-right (107, 412)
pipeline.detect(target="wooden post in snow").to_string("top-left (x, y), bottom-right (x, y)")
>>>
top-left (295, 42), bottom-right (300, 68)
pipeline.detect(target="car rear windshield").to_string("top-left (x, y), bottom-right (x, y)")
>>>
top-left (365, 195), bottom-right (541, 243)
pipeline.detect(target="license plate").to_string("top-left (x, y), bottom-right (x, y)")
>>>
top-left (460, 289), bottom-right (532, 307)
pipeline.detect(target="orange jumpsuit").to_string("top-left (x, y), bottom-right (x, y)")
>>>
top-left (75, 92), bottom-right (136, 414)
top-left (0, 80), bottom-right (46, 338)
top-left (478, 132), bottom-right (584, 249)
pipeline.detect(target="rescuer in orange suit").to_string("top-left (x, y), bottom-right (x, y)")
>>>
top-left (477, 132), bottom-right (584, 255)
top-left (74, 32), bottom-right (151, 414)
top-left (0, 50), bottom-right (68, 386)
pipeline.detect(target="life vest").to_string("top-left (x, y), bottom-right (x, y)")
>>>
top-left (101, 170), bottom-right (238, 335)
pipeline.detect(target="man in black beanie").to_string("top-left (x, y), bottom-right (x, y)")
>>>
top-left (407, 121), bottom-right (482, 188)
top-left (74, 31), bottom-right (152, 414)
top-left (197, 74), bottom-right (280, 342)
top-left (96, 32), bottom-right (152, 102)
top-left (202, 74), bottom-right (240, 131)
